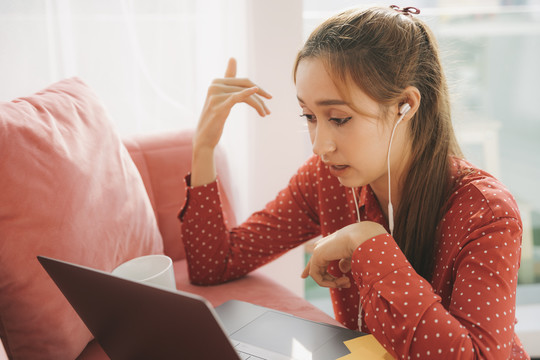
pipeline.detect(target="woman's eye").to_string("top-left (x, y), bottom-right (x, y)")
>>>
top-left (300, 114), bottom-right (316, 123)
top-left (330, 117), bottom-right (352, 126)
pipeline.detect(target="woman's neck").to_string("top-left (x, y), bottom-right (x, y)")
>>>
top-left (371, 145), bottom-right (413, 221)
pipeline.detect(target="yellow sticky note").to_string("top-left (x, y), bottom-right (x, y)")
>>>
top-left (337, 334), bottom-right (394, 360)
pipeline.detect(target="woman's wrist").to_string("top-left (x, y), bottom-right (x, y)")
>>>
top-left (347, 222), bottom-right (387, 255)
top-left (191, 146), bottom-right (216, 187)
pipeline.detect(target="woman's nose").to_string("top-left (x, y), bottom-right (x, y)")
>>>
top-left (311, 125), bottom-right (336, 159)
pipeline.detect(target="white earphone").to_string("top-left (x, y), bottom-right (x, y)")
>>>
top-left (351, 102), bottom-right (411, 332)
top-left (399, 102), bottom-right (411, 116)
top-left (351, 102), bottom-right (411, 235)
top-left (387, 103), bottom-right (411, 236)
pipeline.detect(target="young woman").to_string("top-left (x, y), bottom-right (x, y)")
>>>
top-left (180, 5), bottom-right (529, 359)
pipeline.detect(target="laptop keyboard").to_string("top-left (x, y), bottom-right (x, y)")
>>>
top-left (233, 340), bottom-right (266, 360)
top-left (237, 350), bottom-right (263, 360)
top-left (232, 340), bottom-right (292, 360)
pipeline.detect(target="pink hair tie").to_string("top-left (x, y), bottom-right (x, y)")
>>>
top-left (390, 5), bottom-right (421, 16)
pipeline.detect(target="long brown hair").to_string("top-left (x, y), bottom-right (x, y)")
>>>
top-left (294, 7), bottom-right (462, 281)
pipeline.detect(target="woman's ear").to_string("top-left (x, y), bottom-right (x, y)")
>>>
top-left (398, 86), bottom-right (421, 120)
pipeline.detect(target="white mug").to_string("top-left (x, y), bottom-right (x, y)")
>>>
top-left (112, 254), bottom-right (176, 290)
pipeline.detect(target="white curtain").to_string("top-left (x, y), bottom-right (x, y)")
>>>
top-left (0, 0), bottom-right (256, 222)
top-left (0, 0), bottom-right (246, 136)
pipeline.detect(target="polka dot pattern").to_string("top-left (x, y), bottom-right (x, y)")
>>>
top-left (179, 157), bottom-right (528, 359)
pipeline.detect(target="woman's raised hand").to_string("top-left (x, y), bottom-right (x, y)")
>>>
top-left (191, 58), bottom-right (272, 187)
top-left (193, 58), bottom-right (271, 151)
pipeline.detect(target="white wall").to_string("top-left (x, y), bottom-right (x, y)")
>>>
top-left (243, 0), bottom-right (310, 297)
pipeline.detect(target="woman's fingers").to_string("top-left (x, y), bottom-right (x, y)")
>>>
top-left (301, 259), bottom-right (311, 279)
top-left (339, 258), bottom-right (352, 273)
top-left (309, 268), bottom-right (350, 289)
top-left (301, 230), bottom-right (356, 289)
top-left (304, 264), bottom-right (350, 288)
top-left (195, 58), bottom-right (272, 150)
top-left (227, 87), bottom-right (261, 111)
top-left (260, 97), bottom-right (271, 115)
top-left (302, 256), bottom-right (334, 286)
top-left (249, 83), bottom-right (272, 100)
top-left (335, 276), bottom-right (351, 288)
top-left (212, 78), bottom-right (272, 100)
top-left (245, 91), bottom-right (271, 116)
top-left (211, 58), bottom-right (272, 117)
top-left (209, 83), bottom-right (269, 117)
top-left (302, 253), bottom-right (351, 289)
top-left (221, 58), bottom-right (272, 99)
top-left (215, 86), bottom-right (266, 117)
top-left (224, 58), bottom-right (237, 78)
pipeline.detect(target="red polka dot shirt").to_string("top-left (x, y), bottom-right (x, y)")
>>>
top-left (179, 156), bottom-right (529, 359)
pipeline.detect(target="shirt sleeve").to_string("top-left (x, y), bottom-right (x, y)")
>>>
top-left (350, 191), bottom-right (523, 359)
top-left (179, 157), bottom-right (322, 285)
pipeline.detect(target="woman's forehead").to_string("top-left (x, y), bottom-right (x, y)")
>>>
top-left (296, 58), bottom-right (381, 116)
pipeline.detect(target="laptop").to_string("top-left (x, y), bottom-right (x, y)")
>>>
top-left (37, 255), bottom-right (363, 360)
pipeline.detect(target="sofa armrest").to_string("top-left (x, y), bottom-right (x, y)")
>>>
top-left (123, 130), bottom-right (237, 260)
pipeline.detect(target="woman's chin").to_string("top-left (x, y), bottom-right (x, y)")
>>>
top-left (335, 175), bottom-right (364, 189)
top-left (327, 165), bottom-right (367, 188)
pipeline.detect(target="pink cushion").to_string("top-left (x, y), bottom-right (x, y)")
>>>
top-left (0, 78), bottom-right (163, 359)
top-left (123, 131), bottom-right (237, 260)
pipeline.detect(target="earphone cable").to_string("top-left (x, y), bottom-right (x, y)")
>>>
top-left (387, 111), bottom-right (407, 236)
top-left (352, 187), bottom-right (361, 223)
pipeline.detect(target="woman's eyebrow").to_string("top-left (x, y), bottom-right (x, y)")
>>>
top-left (297, 96), bottom-right (348, 106)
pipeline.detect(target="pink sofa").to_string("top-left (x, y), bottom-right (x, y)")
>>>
top-left (0, 78), bottom-right (338, 359)
top-left (76, 130), bottom-right (340, 359)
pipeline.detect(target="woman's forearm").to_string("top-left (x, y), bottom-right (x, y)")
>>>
top-left (190, 145), bottom-right (217, 187)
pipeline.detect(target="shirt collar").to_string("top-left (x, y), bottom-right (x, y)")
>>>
top-left (358, 184), bottom-right (371, 209)
top-left (357, 185), bottom-right (389, 229)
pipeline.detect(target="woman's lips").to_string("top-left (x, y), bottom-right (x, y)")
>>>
top-left (328, 164), bottom-right (350, 176)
